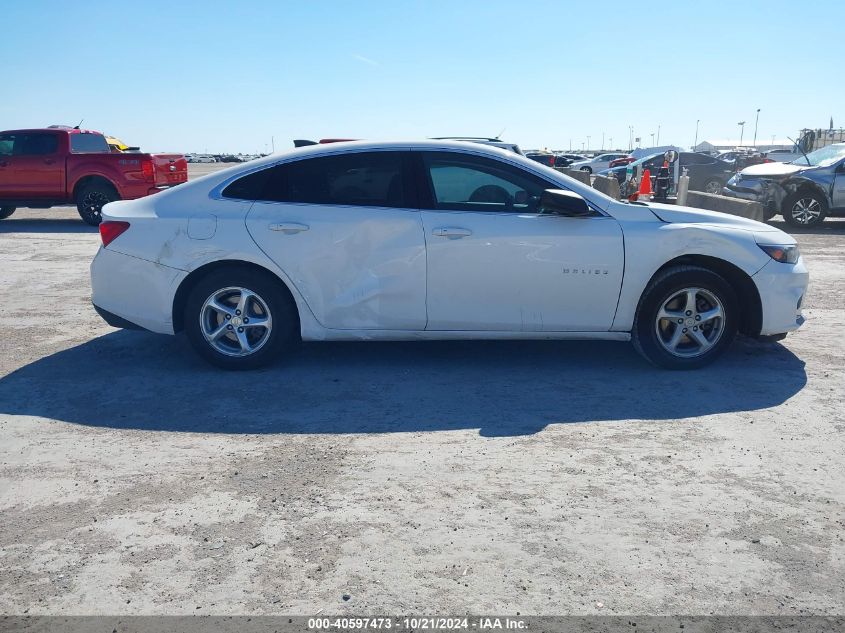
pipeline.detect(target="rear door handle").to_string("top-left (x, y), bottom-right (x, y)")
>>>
top-left (432, 227), bottom-right (472, 239)
top-left (269, 222), bottom-right (309, 234)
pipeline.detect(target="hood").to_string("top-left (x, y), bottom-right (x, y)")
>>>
top-left (646, 202), bottom-right (777, 232)
top-left (741, 162), bottom-right (806, 178)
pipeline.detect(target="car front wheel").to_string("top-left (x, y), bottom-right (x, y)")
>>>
top-left (184, 267), bottom-right (299, 370)
top-left (703, 178), bottom-right (724, 194)
top-left (782, 192), bottom-right (827, 227)
top-left (632, 265), bottom-right (738, 369)
top-left (580, 166), bottom-right (593, 174)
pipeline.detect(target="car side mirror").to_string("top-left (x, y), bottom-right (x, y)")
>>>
top-left (664, 150), bottom-right (678, 163)
top-left (540, 189), bottom-right (593, 217)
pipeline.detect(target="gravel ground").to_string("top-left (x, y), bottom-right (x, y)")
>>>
top-left (0, 167), bottom-right (843, 615)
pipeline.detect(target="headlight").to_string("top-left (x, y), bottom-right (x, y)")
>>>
top-left (758, 244), bottom-right (800, 263)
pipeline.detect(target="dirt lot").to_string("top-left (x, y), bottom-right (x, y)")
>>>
top-left (0, 166), bottom-right (843, 615)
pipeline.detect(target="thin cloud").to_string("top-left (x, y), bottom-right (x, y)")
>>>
top-left (352, 54), bottom-right (379, 67)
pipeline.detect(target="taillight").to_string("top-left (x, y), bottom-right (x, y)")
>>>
top-left (99, 221), bottom-right (130, 247)
top-left (141, 159), bottom-right (155, 183)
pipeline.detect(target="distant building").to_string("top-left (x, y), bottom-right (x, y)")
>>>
top-left (694, 139), bottom-right (794, 153)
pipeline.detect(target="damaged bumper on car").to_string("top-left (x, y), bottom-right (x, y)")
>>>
top-left (723, 175), bottom-right (786, 220)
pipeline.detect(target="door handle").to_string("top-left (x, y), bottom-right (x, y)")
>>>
top-left (268, 222), bottom-right (309, 234)
top-left (432, 227), bottom-right (472, 239)
top-left (44, 159), bottom-right (55, 165)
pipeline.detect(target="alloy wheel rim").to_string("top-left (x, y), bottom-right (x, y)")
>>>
top-left (791, 198), bottom-right (821, 224)
top-left (200, 286), bottom-right (273, 357)
top-left (705, 181), bottom-right (721, 194)
top-left (82, 191), bottom-right (110, 219)
top-left (654, 287), bottom-right (725, 358)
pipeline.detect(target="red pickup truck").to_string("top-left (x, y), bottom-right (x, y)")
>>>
top-left (0, 127), bottom-right (187, 225)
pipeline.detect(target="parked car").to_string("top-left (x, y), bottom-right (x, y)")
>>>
top-left (765, 147), bottom-right (803, 164)
top-left (0, 128), bottom-right (188, 224)
top-left (90, 140), bottom-right (806, 371)
top-left (608, 156), bottom-right (635, 168)
top-left (553, 153), bottom-right (587, 168)
top-left (524, 151), bottom-right (557, 167)
top-left (603, 152), bottom-right (735, 194)
top-left (191, 155), bottom-right (217, 163)
top-left (724, 143), bottom-right (845, 227)
top-left (430, 137), bottom-right (523, 155)
top-left (569, 153), bottom-right (629, 173)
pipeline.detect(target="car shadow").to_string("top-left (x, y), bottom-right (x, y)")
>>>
top-left (0, 332), bottom-right (807, 437)
top-left (0, 217), bottom-right (95, 234)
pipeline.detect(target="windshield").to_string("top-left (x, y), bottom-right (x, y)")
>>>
top-left (790, 144), bottom-right (845, 167)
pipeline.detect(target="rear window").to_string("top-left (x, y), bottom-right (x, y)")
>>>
top-left (70, 133), bottom-right (110, 153)
top-left (223, 152), bottom-right (407, 208)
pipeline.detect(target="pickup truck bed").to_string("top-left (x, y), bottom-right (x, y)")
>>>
top-left (0, 128), bottom-right (187, 225)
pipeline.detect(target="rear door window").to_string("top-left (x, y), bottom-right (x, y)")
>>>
top-left (224, 151), bottom-right (409, 208)
top-left (70, 133), bottom-right (110, 153)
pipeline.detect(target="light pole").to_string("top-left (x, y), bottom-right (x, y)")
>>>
top-left (601, 132), bottom-right (605, 150)
top-left (738, 121), bottom-right (746, 146)
top-left (629, 125), bottom-right (633, 151)
top-left (609, 137), bottom-right (613, 150)
top-left (657, 125), bottom-right (661, 146)
top-left (587, 136), bottom-right (591, 151)
top-left (694, 119), bottom-right (700, 150)
top-left (753, 108), bottom-right (760, 147)
top-left (650, 132), bottom-right (655, 147)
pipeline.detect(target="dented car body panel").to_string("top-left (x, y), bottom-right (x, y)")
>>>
top-left (90, 140), bottom-right (807, 346)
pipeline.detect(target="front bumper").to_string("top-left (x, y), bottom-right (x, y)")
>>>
top-left (90, 247), bottom-right (185, 334)
top-left (752, 257), bottom-right (809, 337)
top-left (723, 180), bottom-right (784, 220)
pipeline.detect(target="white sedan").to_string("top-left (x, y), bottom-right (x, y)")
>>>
top-left (568, 153), bottom-right (629, 173)
top-left (91, 140), bottom-right (808, 370)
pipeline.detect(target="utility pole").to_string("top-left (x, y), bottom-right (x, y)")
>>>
top-left (738, 121), bottom-right (746, 146)
top-left (753, 109), bottom-right (760, 147)
top-left (694, 119), bottom-right (700, 150)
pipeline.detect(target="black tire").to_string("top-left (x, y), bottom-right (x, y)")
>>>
top-left (782, 191), bottom-right (827, 228)
top-left (632, 265), bottom-right (738, 370)
top-left (580, 166), bottom-right (593, 174)
top-left (0, 206), bottom-right (15, 220)
top-left (702, 178), bottom-right (724, 194)
top-left (76, 182), bottom-right (119, 226)
top-left (183, 266), bottom-right (299, 370)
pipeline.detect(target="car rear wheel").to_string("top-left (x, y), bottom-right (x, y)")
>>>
top-left (580, 166), bottom-right (593, 174)
top-left (76, 182), bottom-right (119, 226)
top-left (632, 265), bottom-right (738, 369)
top-left (703, 178), bottom-right (724, 194)
top-left (0, 206), bottom-right (15, 220)
top-left (782, 192), bottom-right (827, 227)
top-left (184, 267), bottom-right (299, 370)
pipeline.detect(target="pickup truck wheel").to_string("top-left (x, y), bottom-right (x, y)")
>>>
top-left (0, 206), bottom-right (15, 220)
top-left (77, 183), bottom-right (119, 226)
top-left (632, 265), bottom-right (738, 370)
top-left (782, 192), bottom-right (827, 228)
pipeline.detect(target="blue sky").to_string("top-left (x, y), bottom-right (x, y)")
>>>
top-left (1, 0), bottom-right (841, 153)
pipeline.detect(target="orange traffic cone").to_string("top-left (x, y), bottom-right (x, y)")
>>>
top-left (638, 168), bottom-right (653, 199)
